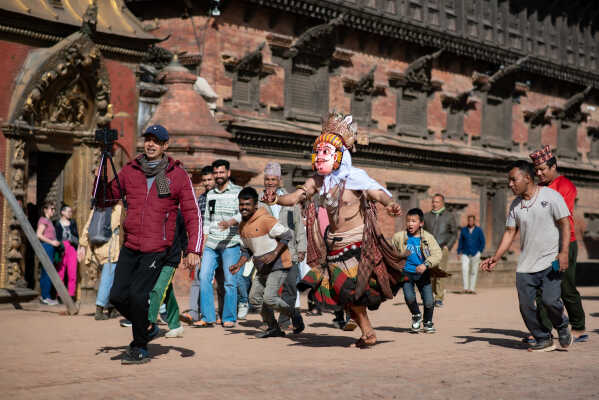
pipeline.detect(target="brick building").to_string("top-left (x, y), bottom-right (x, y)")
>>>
top-left (127, 0), bottom-right (599, 287)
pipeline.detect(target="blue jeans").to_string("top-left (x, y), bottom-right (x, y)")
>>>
top-left (40, 243), bottom-right (55, 300)
top-left (96, 262), bottom-right (117, 307)
top-left (200, 246), bottom-right (240, 323)
top-left (237, 269), bottom-right (251, 305)
top-left (402, 271), bottom-right (434, 322)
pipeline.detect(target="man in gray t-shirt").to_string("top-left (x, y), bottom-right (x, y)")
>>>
top-left (481, 161), bottom-right (572, 352)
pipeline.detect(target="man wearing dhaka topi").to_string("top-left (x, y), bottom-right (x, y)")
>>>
top-left (262, 112), bottom-right (406, 348)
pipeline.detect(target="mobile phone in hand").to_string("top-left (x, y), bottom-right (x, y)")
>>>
top-left (551, 259), bottom-right (560, 272)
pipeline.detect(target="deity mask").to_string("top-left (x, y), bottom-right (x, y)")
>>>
top-left (314, 142), bottom-right (338, 176)
top-left (311, 112), bottom-right (358, 174)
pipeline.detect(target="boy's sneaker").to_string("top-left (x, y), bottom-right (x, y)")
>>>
top-left (434, 300), bottom-right (443, 308)
top-left (410, 313), bottom-right (423, 332)
top-left (558, 328), bottom-right (574, 349)
top-left (165, 326), bottom-right (184, 338)
top-left (121, 347), bottom-right (150, 365)
top-left (528, 339), bottom-right (556, 352)
top-left (120, 319), bottom-right (132, 327)
top-left (423, 321), bottom-right (436, 333)
top-left (291, 308), bottom-right (305, 334)
top-left (237, 302), bottom-right (249, 320)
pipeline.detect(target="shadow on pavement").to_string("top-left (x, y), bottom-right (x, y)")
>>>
top-left (589, 312), bottom-right (599, 317)
top-left (454, 335), bottom-right (525, 350)
top-left (96, 343), bottom-right (195, 361)
top-left (375, 326), bottom-right (411, 333)
top-left (238, 320), bottom-right (263, 329)
top-left (286, 332), bottom-right (392, 348)
top-left (309, 322), bottom-right (338, 329)
top-left (471, 327), bottom-right (528, 338)
top-left (581, 296), bottom-right (599, 301)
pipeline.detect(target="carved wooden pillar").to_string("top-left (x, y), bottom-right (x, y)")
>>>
top-left (386, 183), bottom-right (430, 232)
top-left (583, 212), bottom-right (599, 259)
top-left (587, 126), bottom-right (599, 161)
top-left (446, 202), bottom-right (468, 226)
top-left (1, 137), bottom-right (29, 288)
top-left (388, 49), bottom-right (443, 138)
top-left (472, 177), bottom-right (507, 255)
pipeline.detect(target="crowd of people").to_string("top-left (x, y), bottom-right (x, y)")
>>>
top-left (35, 116), bottom-right (587, 363)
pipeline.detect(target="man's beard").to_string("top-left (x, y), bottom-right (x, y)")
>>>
top-left (215, 177), bottom-right (227, 185)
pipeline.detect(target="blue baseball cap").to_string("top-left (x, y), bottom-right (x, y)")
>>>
top-left (143, 124), bottom-right (169, 141)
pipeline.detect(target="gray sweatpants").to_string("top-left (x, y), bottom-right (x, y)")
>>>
top-left (516, 266), bottom-right (569, 341)
top-left (249, 269), bottom-right (291, 330)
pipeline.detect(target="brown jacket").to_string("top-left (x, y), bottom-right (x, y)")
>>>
top-left (239, 207), bottom-right (293, 273)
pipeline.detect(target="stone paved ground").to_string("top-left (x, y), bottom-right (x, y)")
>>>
top-left (1, 286), bottom-right (598, 400)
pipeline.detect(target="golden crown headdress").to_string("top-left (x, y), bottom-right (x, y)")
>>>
top-left (312, 112), bottom-right (358, 172)
top-left (317, 112), bottom-right (358, 151)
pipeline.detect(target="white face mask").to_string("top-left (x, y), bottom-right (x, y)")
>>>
top-left (314, 143), bottom-right (336, 176)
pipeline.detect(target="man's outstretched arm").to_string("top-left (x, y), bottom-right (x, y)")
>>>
top-left (480, 226), bottom-right (517, 271)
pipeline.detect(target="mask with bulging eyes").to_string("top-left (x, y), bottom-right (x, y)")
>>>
top-left (314, 142), bottom-right (337, 176)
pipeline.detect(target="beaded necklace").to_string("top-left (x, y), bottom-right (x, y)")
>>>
top-left (520, 186), bottom-right (540, 212)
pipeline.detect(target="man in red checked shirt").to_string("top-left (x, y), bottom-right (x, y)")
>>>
top-left (530, 145), bottom-right (587, 343)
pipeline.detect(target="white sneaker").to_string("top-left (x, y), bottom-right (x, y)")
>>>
top-left (40, 298), bottom-right (58, 306)
top-left (237, 302), bottom-right (249, 320)
top-left (165, 326), bottom-right (184, 338)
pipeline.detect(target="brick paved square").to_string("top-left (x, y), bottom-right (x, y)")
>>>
top-left (0, 287), bottom-right (597, 399)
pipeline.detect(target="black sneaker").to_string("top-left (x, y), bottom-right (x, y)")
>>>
top-left (120, 319), bottom-right (132, 327)
top-left (147, 323), bottom-right (160, 342)
top-left (558, 328), bottom-right (574, 349)
top-left (411, 313), bottom-right (423, 332)
top-left (423, 321), bottom-right (436, 333)
top-left (528, 339), bottom-right (556, 352)
top-left (121, 347), bottom-right (150, 365)
top-left (291, 308), bottom-right (305, 334)
top-left (256, 328), bottom-right (286, 338)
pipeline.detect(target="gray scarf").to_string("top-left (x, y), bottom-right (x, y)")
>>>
top-left (138, 154), bottom-right (170, 197)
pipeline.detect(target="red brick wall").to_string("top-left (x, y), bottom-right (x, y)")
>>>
top-left (105, 60), bottom-right (138, 160)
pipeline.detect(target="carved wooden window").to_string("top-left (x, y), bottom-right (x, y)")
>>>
top-left (427, 0), bottom-right (440, 27)
top-left (473, 179), bottom-right (507, 253)
top-left (556, 121), bottom-right (579, 160)
top-left (231, 73), bottom-right (259, 110)
top-left (444, 0), bottom-right (458, 32)
top-left (482, 0), bottom-right (493, 42)
top-left (583, 213), bottom-right (599, 259)
top-left (465, 0), bottom-right (479, 38)
top-left (398, 88), bottom-right (428, 138)
top-left (351, 95), bottom-right (371, 127)
top-left (286, 65), bottom-right (328, 123)
top-left (445, 108), bottom-right (465, 140)
top-left (409, 0), bottom-right (424, 22)
top-left (526, 125), bottom-right (543, 152)
top-left (589, 127), bottom-right (599, 161)
top-left (480, 92), bottom-right (512, 150)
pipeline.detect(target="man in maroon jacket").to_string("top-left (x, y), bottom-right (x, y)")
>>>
top-left (104, 124), bottom-right (202, 364)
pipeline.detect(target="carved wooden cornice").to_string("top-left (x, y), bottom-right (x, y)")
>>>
top-left (523, 106), bottom-right (551, 128)
top-left (388, 49), bottom-right (443, 92)
top-left (230, 121), bottom-right (599, 186)
top-left (552, 86), bottom-right (593, 123)
top-left (343, 66), bottom-right (385, 97)
top-left (245, 0), bottom-right (599, 88)
top-left (440, 90), bottom-right (477, 113)
top-left (223, 42), bottom-right (274, 78)
top-left (386, 182), bottom-right (429, 194)
top-left (446, 202), bottom-right (468, 213)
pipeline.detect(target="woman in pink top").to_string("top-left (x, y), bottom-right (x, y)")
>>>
top-left (36, 202), bottom-right (60, 305)
top-left (54, 205), bottom-right (80, 299)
